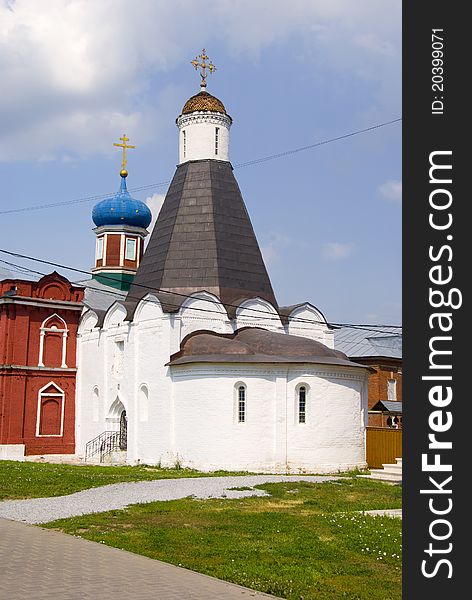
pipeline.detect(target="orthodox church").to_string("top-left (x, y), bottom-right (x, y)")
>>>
top-left (1, 52), bottom-right (371, 473)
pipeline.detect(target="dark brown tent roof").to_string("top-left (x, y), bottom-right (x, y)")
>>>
top-left (126, 160), bottom-right (278, 313)
top-left (168, 327), bottom-right (371, 370)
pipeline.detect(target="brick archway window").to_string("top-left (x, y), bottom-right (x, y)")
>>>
top-left (39, 314), bottom-right (68, 368)
top-left (36, 382), bottom-right (65, 437)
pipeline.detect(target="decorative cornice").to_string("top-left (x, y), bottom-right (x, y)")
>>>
top-left (0, 365), bottom-right (77, 372)
top-left (93, 224), bottom-right (149, 235)
top-left (176, 112), bottom-right (232, 129)
top-left (171, 364), bottom-right (366, 382)
top-left (0, 297), bottom-right (83, 310)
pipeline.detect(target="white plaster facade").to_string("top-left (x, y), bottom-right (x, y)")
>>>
top-left (176, 112), bottom-right (231, 164)
top-left (76, 294), bottom-right (369, 473)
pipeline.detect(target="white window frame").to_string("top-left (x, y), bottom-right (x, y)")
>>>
top-left (295, 383), bottom-right (310, 425)
top-left (387, 379), bottom-right (397, 401)
top-left (125, 238), bottom-right (137, 261)
top-left (235, 383), bottom-right (246, 423)
top-left (96, 236), bottom-right (104, 260)
top-left (36, 381), bottom-right (65, 437)
top-left (298, 385), bottom-right (307, 424)
top-left (38, 314), bottom-right (68, 368)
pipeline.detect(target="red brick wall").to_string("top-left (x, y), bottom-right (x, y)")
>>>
top-left (105, 234), bottom-right (121, 266)
top-left (0, 273), bottom-right (83, 455)
top-left (352, 357), bottom-right (402, 428)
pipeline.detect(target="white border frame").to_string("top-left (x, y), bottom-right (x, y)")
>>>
top-left (36, 381), bottom-right (65, 437)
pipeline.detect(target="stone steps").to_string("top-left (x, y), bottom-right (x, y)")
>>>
top-left (360, 457), bottom-right (402, 484)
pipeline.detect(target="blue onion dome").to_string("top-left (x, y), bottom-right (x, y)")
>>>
top-left (92, 175), bottom-right (152, 228)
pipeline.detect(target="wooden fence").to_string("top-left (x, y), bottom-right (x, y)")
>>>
top-left (366, 427), bottom-right (402, 469)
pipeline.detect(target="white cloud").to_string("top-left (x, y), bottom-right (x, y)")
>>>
top-left (260, 232), bottom-right (291, 267)
top-left (322, 242), bottom-right (353, 260)
top-left (144, 193), bottom-right (165, 239)
top-left (378, 179), bottom-right (402, 203)
top-left (0, 0), bottom-right (400, 162)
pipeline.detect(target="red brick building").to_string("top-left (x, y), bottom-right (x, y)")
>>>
top-left (334, 327), bottom-right (402, 428)
top-left (0, 272), bottom-right (84, 458)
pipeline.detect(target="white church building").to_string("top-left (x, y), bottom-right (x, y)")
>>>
top-left (76, 65), bottom-right (371, 474)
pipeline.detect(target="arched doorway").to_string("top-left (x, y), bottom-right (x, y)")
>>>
top-left (106, 397), bottom-right (128, 451)
top-left (119, 410), bottom-right (127, 450)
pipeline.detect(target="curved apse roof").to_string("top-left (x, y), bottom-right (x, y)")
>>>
top-left (168, 327), bottom-right (371, 369)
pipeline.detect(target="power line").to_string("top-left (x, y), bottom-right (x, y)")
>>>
top-left (0, 118), bottom-right (401, 216)
top-left (232, 118), bottom-right (402, 169)
top-left (0, 181), bottom-right (171, 215)
top-left (0, 250), bottom-right (401, 335)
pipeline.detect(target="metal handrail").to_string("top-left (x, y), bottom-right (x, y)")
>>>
top-left (85, 430), bottom-right (121, 462)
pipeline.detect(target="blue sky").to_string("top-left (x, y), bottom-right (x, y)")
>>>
top-left (0, 0), bottom-right (401, 325)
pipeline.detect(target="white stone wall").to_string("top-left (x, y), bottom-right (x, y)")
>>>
top-left (176, 112), bottom-right (231, 164)
top-left (75, 293), bottom-right (367, 472)
top-left (170, 364), bottom-right (367, 473)
top-left (286, 305), bottom-right (334, 348)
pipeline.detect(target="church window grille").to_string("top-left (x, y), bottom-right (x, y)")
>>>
top-left (183, 130), bottom-right (186, 158)
top-left (125, 238), bottom-right (137, 261)
top-left (238, 385), bottom-right (246, 423)
top-left (96, 237), bottom-right (104, 260)
top-left (215, 127), bottom-right (219, 155)
top-left (298, 386), bottom-right (307, 424)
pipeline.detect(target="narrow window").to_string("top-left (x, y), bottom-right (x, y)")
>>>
top-left (183, 130), bottom-right (186, 158)
top-left (139, 384), bottom-right (149, 422)
top-left (298, 386), bottom-right (306, 423)
top-left (387, 379), bottom-right (397, 401)
top-left (96, 237), bottom-right (104, 260)
top-left (113, 340), bottom-right (125, 377)
top-left (92, 387), bottom-right (100, 422)
top-left (125, 238), bottom-right (137, 261)
top-left (238, 385), bottom-right (246, 423)
top-left (215, 127), bottom-right (219, 155)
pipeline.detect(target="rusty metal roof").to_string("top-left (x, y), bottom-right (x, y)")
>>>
top-left (168, 327), bottom-right (370, 369)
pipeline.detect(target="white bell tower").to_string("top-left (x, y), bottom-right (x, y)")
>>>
top-left (176, 49), bottom-right (232, 165)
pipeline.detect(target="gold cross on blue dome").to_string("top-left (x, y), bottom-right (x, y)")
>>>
top-left (113, 134), bottom-right (136, 178)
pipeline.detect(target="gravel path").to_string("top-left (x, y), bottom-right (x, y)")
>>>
top-left (0, 475), bottom-right (338, 524)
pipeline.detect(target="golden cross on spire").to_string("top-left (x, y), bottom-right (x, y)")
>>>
top-left (191, 49), bottom-right (217, 89)
top-left (113, 134), bottom-right (135, 177)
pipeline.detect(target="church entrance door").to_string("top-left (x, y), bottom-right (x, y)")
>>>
top-left (119, 410), bottom-right (127, 450)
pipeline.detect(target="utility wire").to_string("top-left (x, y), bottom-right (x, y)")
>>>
top-left (1, 256), bottom-right (401, 338)
top-left (0, 118), bottom-right (401, 216)
top-left (0, 251), bottom-right (401, 335)
top-left (232, 118), bottom-right (402, 168)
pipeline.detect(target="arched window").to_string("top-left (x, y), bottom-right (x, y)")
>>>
top-left (215, 127), bottom-right (219, 155)
top-left (139, 384), bottom-right (149, 422)
top-left (298, 386), bottom-right (307, 424)
top-left (39, 314), bottom-right (68, 368)
top-left (36, 382), bottom-right (65, 437)
top-left (92, 387), bottom-right (100, 422)
top-left (238, 385), bottom-right (246, 423)
top-left (183, 130), bottom-right (187, 158)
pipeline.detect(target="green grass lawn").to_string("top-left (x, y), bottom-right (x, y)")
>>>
top-left (46, 479), bottom-right (402, 600)
top-left (0, 460), bottom-right (250, 500)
